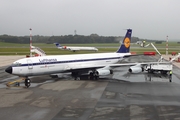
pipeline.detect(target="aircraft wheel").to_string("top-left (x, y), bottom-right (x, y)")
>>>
top-left (94, 71), bottom-right (99, 80)
top-left (26, 83), bottom-right (31, 88)
top-left (75, 77), bottom-right (80, 80)
top-left (148, 69), bottom-right (153, 73)
top-left (89, 72), bottom-right (94, 80)
top-left (25, 78), bottom-right (31, 88)
top-left (95, 75), bottom-right (99, 80)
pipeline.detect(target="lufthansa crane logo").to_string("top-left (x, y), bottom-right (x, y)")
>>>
top-left (124, 38), bottom-right (130, 48)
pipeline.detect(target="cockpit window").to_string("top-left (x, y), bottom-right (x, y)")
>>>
top-left (12, 62), bottom-right (21, 67)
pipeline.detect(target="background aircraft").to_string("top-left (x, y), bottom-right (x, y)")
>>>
top-left (54, 43), bottom-right (98, 52)
top-left (136, 40), bottom-right (150, 47)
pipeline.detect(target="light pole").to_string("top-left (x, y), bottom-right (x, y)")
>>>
top-left (29, 28), bottom-right (32, 57)
top-left (166, 35), bottom-right (168, 55)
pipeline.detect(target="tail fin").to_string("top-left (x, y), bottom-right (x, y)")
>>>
top-left (54, 43), bottom-right (61, 47)
top-left (116, 29), bottom-right (132, 53)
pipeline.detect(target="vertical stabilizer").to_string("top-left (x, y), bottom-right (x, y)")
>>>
top-left (116, 29), bottom-right (132, 53)
top-left (54, 43), bottom-right (61, 48)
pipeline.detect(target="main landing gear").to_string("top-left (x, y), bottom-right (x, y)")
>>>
top-left (6, 77), bottom-right (31, 88)
top-left (72, 71), bottom-right (99, 80)
top-left (89, 71), bottom-right (99, 80)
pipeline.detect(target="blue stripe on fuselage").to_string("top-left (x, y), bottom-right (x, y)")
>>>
top-left (15, 57), bottom-right (121, 67)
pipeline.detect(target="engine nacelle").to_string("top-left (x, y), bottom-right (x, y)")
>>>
top-left (128, 66), bottom-right (144, 73)
top-left (97, 69), bottom-right (113, 76)
top-left (63, 46), bottom-right (67, 49)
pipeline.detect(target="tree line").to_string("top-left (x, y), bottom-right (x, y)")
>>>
top-left (0, 34), bottom-right (141, 44)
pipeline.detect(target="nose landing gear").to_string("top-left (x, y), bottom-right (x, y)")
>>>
top-left (25, 78), bottom-right (31, 88)
top-left (6, 77), bottom-right (31, 88)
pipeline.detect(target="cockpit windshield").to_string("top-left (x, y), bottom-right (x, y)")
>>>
top-left (12, 62), bottom-right (21, 67)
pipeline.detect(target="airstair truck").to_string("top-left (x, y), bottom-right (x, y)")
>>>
top-left (145, 63), bottom-right (172, 74)
top-left (145, 43), bottom-right (173, 74)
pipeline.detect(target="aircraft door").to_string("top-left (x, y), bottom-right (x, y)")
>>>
top-left (27, 59), bottom-right (33, 69)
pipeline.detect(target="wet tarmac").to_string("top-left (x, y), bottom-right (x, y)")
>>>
top-left (1, 55), bottom-right (180, 120)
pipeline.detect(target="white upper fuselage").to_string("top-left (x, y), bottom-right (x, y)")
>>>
top-left (58, 46), bottom-right (98, 51)
top-left (11, 52), bottom-right (130, 77)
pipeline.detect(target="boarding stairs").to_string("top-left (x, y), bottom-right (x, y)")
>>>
top-left (151, 43), bottom-right (180, 62)
top-left (31, 46), bottom-right (46, 56)
top-left (169, 53), bottom-right (180, 62)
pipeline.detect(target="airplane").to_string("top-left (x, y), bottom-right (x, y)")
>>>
top-left (136, 41), bottom-right (150, 47)
top-left (5, 29), bottom-right (168, 88)
top-left (54, 43), bottom-right (98, 52)
top-left (140, 41), bottom-right (150, 47)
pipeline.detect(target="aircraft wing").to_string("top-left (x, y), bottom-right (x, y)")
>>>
top-left (122, 54), bottom-right (144, 58)
top-left (110, 61), bottom-right (171, 67)
top-left (62, 61), bottom-right (171, 73)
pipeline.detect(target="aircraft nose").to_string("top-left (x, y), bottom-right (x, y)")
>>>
top-left (5, 66), bottom-right (12, 74)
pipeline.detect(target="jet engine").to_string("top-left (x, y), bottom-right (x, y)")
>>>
top-left (128, 66), bottom-right (144, 73)
top-left (63, 46), bottom-right (67, 49)
top-left (96, 69), bottom-right (113, 76)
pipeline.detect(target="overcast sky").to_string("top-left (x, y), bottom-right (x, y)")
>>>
top-left (0, 0), bottom-right (179, 40)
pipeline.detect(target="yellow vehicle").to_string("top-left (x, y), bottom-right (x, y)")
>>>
top-left (6, 78), bottom-right (25, 87)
